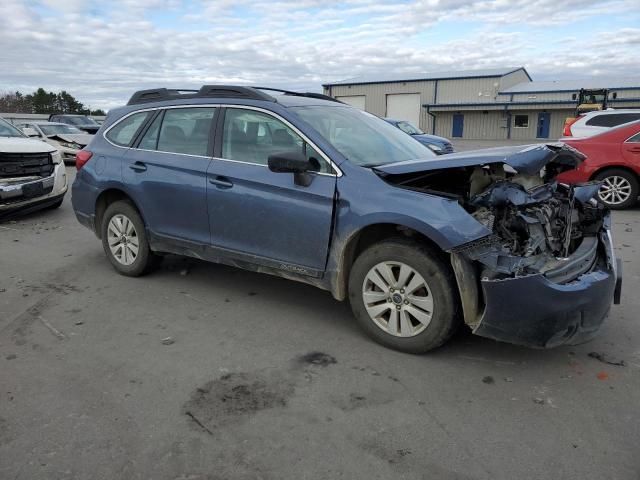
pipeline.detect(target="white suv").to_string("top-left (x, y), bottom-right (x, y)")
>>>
top-left (563, 109), bottom-right (640, 138)
top-left (0, 117), bottom-right (68, 218)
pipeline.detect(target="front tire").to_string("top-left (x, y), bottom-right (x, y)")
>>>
top-left (594, 169), bottom-right (638, 209)
top-left (348, 238), bottom-right (460, 354)
top-left (101, 200), bottom-right (159, 276)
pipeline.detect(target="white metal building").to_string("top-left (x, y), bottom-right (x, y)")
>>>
top-left (322, 68), bottom-right (640, 140)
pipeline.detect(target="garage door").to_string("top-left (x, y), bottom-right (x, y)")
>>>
top-left (335, 95), bottom-right (366, 110)
top-left (386, 93), bottom-right (421, 128)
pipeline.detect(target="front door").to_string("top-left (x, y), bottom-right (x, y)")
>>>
top-left (206, 107), bottom-right (336, 274)
top-left (537, 112), bottom-right (551, 139)
top-left (122, 107), bottom-right (216, 244)
top-left (452, 114), bottom-right (464, 138)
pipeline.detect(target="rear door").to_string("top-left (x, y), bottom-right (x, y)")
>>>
top-left (206, 107), bottom-right (337, 275)
top-left (622, 131), bottom-right (640, 166)
top-left (121, 107), bottom-right (216, 244)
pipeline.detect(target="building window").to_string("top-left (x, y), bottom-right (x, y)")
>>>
top-left (514, 115), bottom-right (529, 128)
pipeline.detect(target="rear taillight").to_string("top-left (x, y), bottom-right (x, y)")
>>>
top-left (75, 150), bottom-right (93, 170)
top-left (562, 115), bottom-right (583, 137)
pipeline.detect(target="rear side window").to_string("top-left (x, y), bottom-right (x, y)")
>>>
top-left (585, 113), bottom-right (640, 127)
top-left (138, 112), bottom-right (163, 150)
top-left (155, 108), bottom-right (216, 156)
top-left (627, 132), bottom-right (640, 143)
top-left (106, 111), bottom-right (151, 147)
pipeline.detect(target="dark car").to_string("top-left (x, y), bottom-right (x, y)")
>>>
top-left (558, 121), bottom-right (640, 209)
top-left (384, 118), bottom-right (454, 154)
top-left (71, 86), bottom-right (620, 353)
top-left (49, 114), bottom-right (100, 134)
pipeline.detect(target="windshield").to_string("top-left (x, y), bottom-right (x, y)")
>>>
top-left (292, 106), bottom-right (434, 166)
top-left (396, 121), bottom-right (423, 135)
top-left (0, 118), bottom-right (26, 137)
top-left (40, 124), bottom-right (84, 135)
top-left (67, 116), bottom-right (98, 126)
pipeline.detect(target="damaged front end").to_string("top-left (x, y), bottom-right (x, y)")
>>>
top-left (0, 149), bottom-right (67, 218)
top-left (375, 144), bottom-right (622, 348)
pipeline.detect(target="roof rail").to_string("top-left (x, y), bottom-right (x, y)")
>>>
top-left (253, 87), bottom-right (344, 103)
top-left (126, 85), bottom-right (276, 106)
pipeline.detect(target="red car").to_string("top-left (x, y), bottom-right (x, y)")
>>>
top-left (559, 120), bottom-right (640, 209)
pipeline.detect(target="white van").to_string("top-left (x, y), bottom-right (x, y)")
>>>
top-left (562, 109), bottom-right (640, 138)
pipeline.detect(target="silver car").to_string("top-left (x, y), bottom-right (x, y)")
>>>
top-left (20, 122), bottom-right (93, 164)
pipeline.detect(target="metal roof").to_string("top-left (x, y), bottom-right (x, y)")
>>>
top-left (323, 67), bottom-right (528, 87)
top-left (502, 77), bottom-right (640, 93)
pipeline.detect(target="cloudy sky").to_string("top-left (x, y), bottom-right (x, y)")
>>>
top-left (1, 0), bottom-right (638, 110)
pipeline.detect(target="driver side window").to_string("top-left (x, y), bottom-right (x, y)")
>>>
top-left (221, 108), bottom-right (332, 173)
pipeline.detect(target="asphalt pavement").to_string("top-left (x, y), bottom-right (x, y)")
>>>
top-left (1, 167), bottom-right (639, 480)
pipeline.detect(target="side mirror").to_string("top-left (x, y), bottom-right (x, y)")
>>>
top-left (268, 151), bottom-right (317, 187)
top-left (268, 151), bottom-right (312, 173)
top-left (22, 127), bottom-right (39, 137)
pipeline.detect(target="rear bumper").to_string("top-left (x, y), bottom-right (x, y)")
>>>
top-left (472, 230), bottom-right (620, 348)
top-left (75, 210), bottom-right (97, 233)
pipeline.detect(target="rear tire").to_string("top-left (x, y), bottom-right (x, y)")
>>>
top-left (348, 238), bottom-right (460, 354)
top-left (594, 169), bottom-right (639, 209)
top-left (100, 200), bottom-right (160, 276)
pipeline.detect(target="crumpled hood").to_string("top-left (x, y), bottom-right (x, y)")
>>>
top-left (373, 143), bottom-right (585, 176)
top-left (0, 137), bottom-right (57, 154)
top-left (49, 133), bottom-right (93, 146)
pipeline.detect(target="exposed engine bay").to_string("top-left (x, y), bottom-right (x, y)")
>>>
top-left (375, 144), bottom-right (607, 281)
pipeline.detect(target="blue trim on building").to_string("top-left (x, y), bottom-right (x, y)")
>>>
top-left (502, 86), bottom-right (640, 94)
top-left (423, 98), bottom-right (640, 109)
top-left (322, 68), bottom-right (531, 88)
top-left (423, 100), bottom-right (576, 108)
top-left (514, 68), bottom-right (533, 82)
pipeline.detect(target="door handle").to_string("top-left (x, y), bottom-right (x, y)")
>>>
top-left (209, 176), bottom-right (233, 189)
top-left (129, 161), bottom-right (147, 172)
top-left (629, 148), bottom-right (640, 153)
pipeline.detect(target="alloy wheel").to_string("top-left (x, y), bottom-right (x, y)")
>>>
top-left (599, 175), bottom-right (633, 205)
top-left (107, 214), bottom-right (139, 266)
top-left (362, 261), bottom-right (434, 337)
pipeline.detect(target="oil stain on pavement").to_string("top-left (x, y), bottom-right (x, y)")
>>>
top-left (183, 351), bottom-right (337, 434)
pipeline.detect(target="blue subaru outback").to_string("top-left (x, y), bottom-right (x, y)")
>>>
top-left (72, 86), bottom-right (621, 353)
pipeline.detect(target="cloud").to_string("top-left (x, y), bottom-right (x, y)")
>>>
top-left (0, 0), bottom-right (638, 110)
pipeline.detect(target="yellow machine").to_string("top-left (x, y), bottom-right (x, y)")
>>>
top-left (576, 88), bottom-right (609, 115)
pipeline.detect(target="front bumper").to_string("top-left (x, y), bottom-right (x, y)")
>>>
top-left (0, 163), bottom-right (67, 216)
top-left (470, 230), bottom-right (620, 348)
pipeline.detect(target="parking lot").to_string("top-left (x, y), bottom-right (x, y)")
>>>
top-left (1, 166), bottom-right (639, 480)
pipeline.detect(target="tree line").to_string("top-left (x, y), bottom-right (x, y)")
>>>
top-left (0, 88), bottom-right (105, 116)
